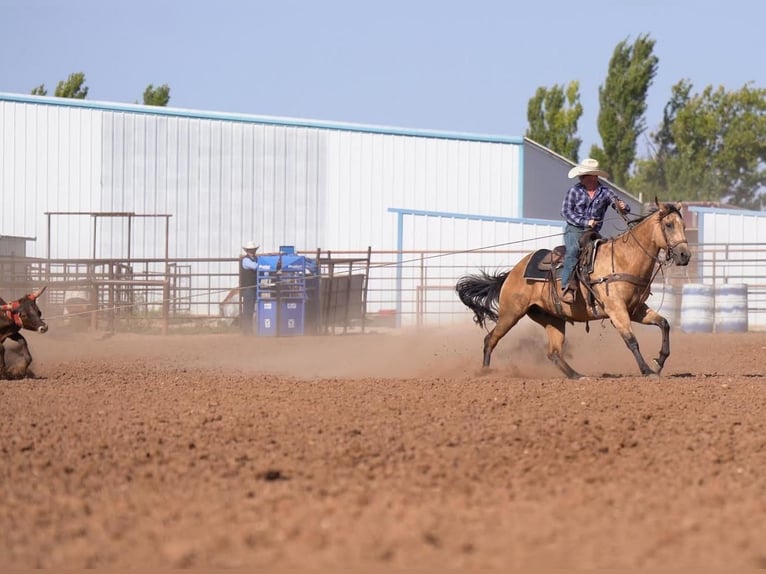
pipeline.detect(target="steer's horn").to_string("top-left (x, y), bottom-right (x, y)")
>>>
top-left (29, 285), bottom-right (47, 300)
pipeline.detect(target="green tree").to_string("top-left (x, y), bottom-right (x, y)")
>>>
top-left (143, 83), bottom-right (171, 106)
top-left (54, 72), bottom-right (88, 99)
top-left (525, 81), bottom-right (583, 162)
top-left (630, 80), bottom-right (692, 196)
top-left (590, 34), bottom-right (658, 187)
top-left (632, 82), bottom-right (766, 209)
top-left (30, 84), bottom-right (47, 96)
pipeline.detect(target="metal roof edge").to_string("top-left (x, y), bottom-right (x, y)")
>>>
top-left (0, 92), bottom-right (524, 144)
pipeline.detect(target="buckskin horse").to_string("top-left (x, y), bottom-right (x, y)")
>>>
top-left (455, 200), bottom-right (691, 379)
top-left (0, 286), bottom-right (49, 379)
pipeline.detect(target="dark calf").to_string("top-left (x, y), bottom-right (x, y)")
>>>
top-left (0, 286), bottom-right (48, 379)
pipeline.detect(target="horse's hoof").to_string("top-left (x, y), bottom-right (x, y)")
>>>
top-left (652, 359), bottom-right (664, 374)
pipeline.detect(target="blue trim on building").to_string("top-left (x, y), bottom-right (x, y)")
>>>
top-left (386, 207), bottom-right (563, 227)
top-left (687, 205), bottom-right (766, 217)
top-left (0, 92), bottom-right (525, 145)
top-left (517, 143), bottom-right (525, 216)
top-left (394, 211), bottom-right (405, 328)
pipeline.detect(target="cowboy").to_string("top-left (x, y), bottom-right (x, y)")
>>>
top-left (239, 241), bottom-right (260, 335)
top-left (560, 158), bottom-right (630, 303)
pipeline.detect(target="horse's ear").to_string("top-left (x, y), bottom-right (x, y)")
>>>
top-left (29, 285), bottom-right (47, 300)
top-left (675, 202), bottom-right (684, 213)
top-left (654, 196), bottom-right (660, 208)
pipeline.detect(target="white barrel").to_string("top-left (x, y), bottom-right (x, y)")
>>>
top-left (680, 283), bottom-right (715, 333)
top-left (646, 283), bottom-right (679, 328)
top-left (714, 284), bottom-right (748, 332)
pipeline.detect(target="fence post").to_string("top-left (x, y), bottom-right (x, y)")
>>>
top-left (162, 280), bottom-right (170, 336)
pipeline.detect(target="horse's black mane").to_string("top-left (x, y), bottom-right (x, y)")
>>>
top-left (627, 202), bottom-right (681, 229)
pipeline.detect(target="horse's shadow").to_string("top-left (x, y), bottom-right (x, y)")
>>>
top-left (0, 368), bottom-right (42, 381)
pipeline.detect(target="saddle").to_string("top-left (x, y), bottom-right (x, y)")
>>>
top-left (536, 245), bottom-right (566, 271)
top-left (523, 231), bottom-right (606, 281)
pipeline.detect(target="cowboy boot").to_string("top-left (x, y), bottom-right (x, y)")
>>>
top-left (560, 279), bottom-right (577, 303)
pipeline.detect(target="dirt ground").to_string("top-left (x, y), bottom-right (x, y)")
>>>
top-left (1, 318), bottom-right (765, 568)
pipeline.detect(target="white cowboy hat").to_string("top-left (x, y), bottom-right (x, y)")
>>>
top-left (242, 241), bottom-right (259, 251)
top-left (567, 158), bottom-right (610, 179)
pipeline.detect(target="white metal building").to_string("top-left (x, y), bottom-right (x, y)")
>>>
top-left (0, 92), bottom-right (651, 325)
top-left (0, 93), bottom-right (534, 259)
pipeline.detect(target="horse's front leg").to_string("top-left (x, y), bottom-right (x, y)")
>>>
top-left (631, 304), bottom-right (670, 374)
top-left (609, 307), bottom-right (657, 376)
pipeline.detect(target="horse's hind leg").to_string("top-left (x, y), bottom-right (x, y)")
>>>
top-left (631, 303), bottom-right (670, 374)
top-left (527, 306), bottom-right (584, 379)
top-left (482, 306), bottom-right (526, 368)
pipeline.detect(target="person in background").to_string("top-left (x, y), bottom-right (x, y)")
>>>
top-left (239, 241), bottom-right (259, 335)
top-left (560, 158), bottom-right (629, 303)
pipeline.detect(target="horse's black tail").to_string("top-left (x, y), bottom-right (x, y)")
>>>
top-left (455, 270), bottom-right (509, 329)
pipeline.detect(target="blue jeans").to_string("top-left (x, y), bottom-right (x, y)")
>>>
top-left (241, 285), bottom-right (256, 334)
top-left (561, 224), bottom-right (585, 287)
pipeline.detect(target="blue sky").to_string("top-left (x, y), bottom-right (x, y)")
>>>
top-left (1, 0), bottom-right (763, 156)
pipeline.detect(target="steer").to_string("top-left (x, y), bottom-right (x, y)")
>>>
top-left (0, 286), bottom-right (49, 379)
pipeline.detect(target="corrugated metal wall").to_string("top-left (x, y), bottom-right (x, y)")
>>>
top-left (693, 207), bottom-right (766, 330)
top-left (99, 113), bottom-right (326, 258)
top-left (0, 95), bottom-right (522, 261)
top-left (324, 131), bottom-right (520, 250)
top-left (1, 101), bottom-right (103, 257)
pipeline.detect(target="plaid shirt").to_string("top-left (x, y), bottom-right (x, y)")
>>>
top-left (560, 182), bottom-right (629, 231)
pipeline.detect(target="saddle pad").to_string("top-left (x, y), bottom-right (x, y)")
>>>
top-left (523, 249), bottom-right (557, 281)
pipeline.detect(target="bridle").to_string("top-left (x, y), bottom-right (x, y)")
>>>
top-left (661, 214), bottom-right (690, 263)
top-left (623, 207), bottom-right (688, 266)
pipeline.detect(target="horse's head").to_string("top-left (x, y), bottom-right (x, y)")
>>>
top-left (654, 199), bottom-right (691, 266)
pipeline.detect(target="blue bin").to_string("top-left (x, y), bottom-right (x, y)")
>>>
top-left (279, 300), bottom-right (305, 336)
top-left (255, 254), bottom-right (315, 337)
top-left (257, 299), bottom-right (278, 336)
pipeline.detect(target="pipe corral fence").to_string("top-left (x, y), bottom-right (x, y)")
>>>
top-left (0, 243), bottom-right (765, 334)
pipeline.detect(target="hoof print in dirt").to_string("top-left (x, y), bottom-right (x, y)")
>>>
top-left (259, 469), bottom-right (287, 482)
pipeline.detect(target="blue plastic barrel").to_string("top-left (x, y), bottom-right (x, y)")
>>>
top-left (714, 284), bottom-right (748, 333)
top-left (680, 283), bottom-right (715, 333)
